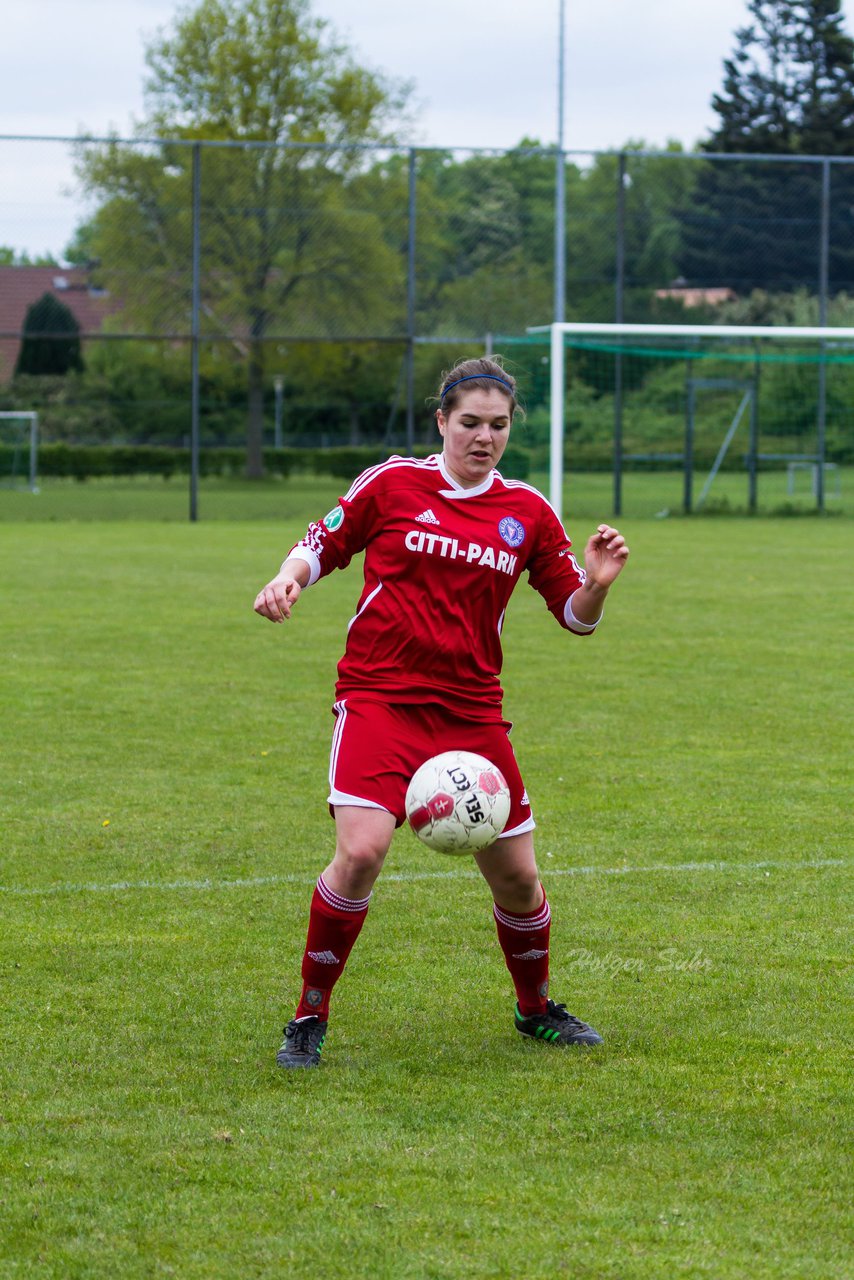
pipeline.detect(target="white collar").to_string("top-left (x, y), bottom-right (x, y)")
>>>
top-left (436, 452), bottom-right (496, 499)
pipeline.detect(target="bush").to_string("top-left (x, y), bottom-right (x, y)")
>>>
top-left (2, 436), bottom-right (849, 483)
top-left (2, 442), bottom-right (532, 483)
top-left (496, 444), bottom-right (530, 479)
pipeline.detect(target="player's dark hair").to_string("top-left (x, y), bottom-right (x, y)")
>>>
top-left (436, 357), bottom-right (520, 417)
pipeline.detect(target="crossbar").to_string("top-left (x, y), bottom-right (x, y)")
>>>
top-left (529, 322), bottom-right (854, 340)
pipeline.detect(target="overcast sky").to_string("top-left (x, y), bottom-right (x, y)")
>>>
top-left (3, 0), bottom-right (853, 257)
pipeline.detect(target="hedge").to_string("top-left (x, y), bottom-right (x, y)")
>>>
top-left (0, 443), bottom-right (533, 482)
top-left (5, 440), bottom-right (848, 482)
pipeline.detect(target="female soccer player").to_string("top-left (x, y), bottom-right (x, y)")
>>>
top-left (254, 357), bottom-right (629, 1069)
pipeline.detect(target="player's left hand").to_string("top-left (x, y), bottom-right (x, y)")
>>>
top-left (584, 525), bottom-right (629, 588)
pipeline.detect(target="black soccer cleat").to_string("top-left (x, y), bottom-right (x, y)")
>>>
top-left (514, 999), bottom-right (603, 1047)
top-left (276, 1016), bottom-right (328, 1069)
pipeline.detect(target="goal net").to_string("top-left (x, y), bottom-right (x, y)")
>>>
top-left (0, 412), bottom-right (38, 492)
top-left (526, 323), bottom-right (853, 519)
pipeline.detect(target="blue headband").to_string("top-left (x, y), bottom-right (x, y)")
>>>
top-left (440, 374), bottom-right (513, 402)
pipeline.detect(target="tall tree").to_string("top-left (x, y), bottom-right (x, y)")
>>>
top-left (679, 0), bottom-right (854, 293)
top-left (15, 293), bottom-right (84, 376)
top-left (75, 0), bottom-right (409, 475)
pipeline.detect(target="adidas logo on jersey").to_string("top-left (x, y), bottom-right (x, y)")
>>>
top-left (415, 508), bottom-right (440, 525)
top-left (307, 949), bottom-right (340, 964)
top-left (512, 948), bottom-right (549, 960)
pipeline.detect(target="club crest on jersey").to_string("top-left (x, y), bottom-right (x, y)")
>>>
top-left (323, 505), bottom-right (344, 531)
top-left (498, 516), bottom-right (525, 548)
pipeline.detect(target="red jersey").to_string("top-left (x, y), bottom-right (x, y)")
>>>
top-left (288, 453), bottom-right (592, 720)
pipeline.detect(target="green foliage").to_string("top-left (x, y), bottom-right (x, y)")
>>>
top-left (14, 292), bottom-right (85, 377)
top-left (62, 220), bottom-right (100, 267)
top-left (142, 0), bottom-right (410, 144)
top-left (69, 136), bottom-right (713, 448)
top-left (714, 285), bottom-right (845, 326)
top-left (495, 443), bottom-right (530, 479)
top-left (0, 440), bottom-right (533, 485)
top-left (709, 0), bottom-right (854, 155)
top-left (286, 342), bottom-right (407, 446)
top-left (73, 0), bottom-right (412, 476)
top-left (0, 245), bottom-right (60, 266)
top-left (680, 1), bottom-right (854, 290)
top-left (410, 144), bottom-right (700, 336)
top-left (0, 442), bottom-right (404, 482)
top-left (41, 2), bottom-right (854, 460)
top-left (523, 336), bottom-right (854, 469)
top-left (413, 147), bottom-right (554, 333)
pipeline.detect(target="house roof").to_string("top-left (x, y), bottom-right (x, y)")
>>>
top-left (654, 285), bottom-right (738, 308)
top-left (0, 265), bottom-right (119, 381)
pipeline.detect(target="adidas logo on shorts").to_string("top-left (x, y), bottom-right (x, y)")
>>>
top-left (415, 508), bottom-right (440, 525)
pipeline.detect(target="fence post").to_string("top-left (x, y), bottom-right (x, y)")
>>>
top-left (405, 148), bottom-right (417, 453)
top-left (189, 141), bottom-right (201, 524)
top-left (613, 152), bottom-right (626, 517)
top-left (684, 365), bottom-right (694, 514)
top-left (816, 158), bottom-right (830, 513)
top-left (554, 151), bottom-right (566, 325)
top-left (554, 0), bottom-right (566, 324)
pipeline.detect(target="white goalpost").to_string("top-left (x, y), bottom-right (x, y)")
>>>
top-left (527, 322), bottom-right (854, 520)
top-left (0, 411), bottom-right (39, 492)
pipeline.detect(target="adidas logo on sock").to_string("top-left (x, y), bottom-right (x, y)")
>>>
top-left (512, 948), bottom-right (549, 960)
top-left (308, 950), bottom-right (340, 964)
top-left (415, 508), bottom-right (440, 525)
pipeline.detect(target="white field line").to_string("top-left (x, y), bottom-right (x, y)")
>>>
top-left (0, 857), bottom-right (847, 898)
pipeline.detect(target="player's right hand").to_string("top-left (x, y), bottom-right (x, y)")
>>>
top-left (253, 576), bottom-right (302, 623)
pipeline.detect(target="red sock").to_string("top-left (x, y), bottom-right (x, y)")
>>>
top-left (294, 875), bottom-right (371, 1020)
top-left (492, 888), bottom-right (551, 1016)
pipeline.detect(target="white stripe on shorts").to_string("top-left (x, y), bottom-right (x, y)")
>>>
top-left (327, 700), bottom-right (393, 814)
top-left (328, 700), bottom-right (348, 793)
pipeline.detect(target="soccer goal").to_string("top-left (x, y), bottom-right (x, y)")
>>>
top-left (0, 411), bottom-right (39, 492)
top-left (526, 323), bottom-right (854, 520)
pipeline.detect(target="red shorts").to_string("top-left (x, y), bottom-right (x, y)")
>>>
top-left (327, 698), bottom-right (535, 838)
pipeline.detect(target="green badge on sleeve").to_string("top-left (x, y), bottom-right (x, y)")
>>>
top-left (323, 505), bottom-right (344, 531)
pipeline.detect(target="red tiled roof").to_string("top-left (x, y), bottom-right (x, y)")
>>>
top-left (0, 266), bottom-right (120, 381)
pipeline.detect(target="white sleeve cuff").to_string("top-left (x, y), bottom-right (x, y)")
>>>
top-left (564, 588), bottom-right (602, 633)
top-left (281, 548), bottom-right (321, 587)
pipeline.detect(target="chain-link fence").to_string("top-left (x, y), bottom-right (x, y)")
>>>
top-left (1, 135), bottom-right (853, 498)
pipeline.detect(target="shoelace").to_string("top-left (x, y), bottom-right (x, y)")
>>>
top-left (288, 1020), bottom-right (319, 1052)
top-left (546, 1002), bottom-right (585, 1028)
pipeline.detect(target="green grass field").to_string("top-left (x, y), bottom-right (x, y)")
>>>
top-left (0, 464), bottom-right (850, 523)
top-left (1, 495), bottom-right (852, 1278)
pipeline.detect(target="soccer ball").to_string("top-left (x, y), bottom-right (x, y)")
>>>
top-left (405, 750), bottom-right (511, 855)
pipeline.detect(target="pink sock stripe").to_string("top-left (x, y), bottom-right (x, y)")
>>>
top-left (317, 874), bottom-right (372, 913)
top-left (493, 899), bottom-right (551, 931)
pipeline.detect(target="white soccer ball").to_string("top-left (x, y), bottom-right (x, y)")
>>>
top-left (405, 750), bottom-right (511, 855)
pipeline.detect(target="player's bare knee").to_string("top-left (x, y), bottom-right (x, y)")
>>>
top-left (332, 843), bottom-right (386, 881)
top-left (489, 862), bottom-right (541, 910)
